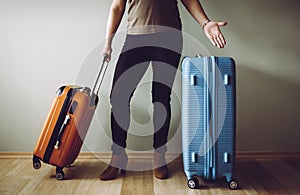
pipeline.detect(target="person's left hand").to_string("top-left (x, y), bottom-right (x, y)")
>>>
top-left (204, 21), bottom-right (227, 48)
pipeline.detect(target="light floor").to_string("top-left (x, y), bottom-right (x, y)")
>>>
top-left (1, 156), bottom-right (300, 194)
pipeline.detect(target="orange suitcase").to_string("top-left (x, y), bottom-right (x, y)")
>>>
top-left (33, 57), bottom-right (108, 180)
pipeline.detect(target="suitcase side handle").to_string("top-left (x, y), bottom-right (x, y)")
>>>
top-left (54, 114), bottom-right (71, 149)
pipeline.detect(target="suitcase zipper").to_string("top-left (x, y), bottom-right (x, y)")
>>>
top-left (204, 56), bottom-right (218, 180)
top-left (211, 56), bottom-right (217, 180)
top-left (203, 56), bottom-right (211, 180)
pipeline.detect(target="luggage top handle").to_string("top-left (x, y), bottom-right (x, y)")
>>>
top-left (91, 54), bottom-right (109, 96)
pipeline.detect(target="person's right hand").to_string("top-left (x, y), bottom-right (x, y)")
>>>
top-left (102, 45), bottom-right (112, 62)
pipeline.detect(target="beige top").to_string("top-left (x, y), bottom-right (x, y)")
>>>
top-left (127, 0), bottom-right (182, 34)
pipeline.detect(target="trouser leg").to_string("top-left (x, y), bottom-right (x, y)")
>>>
top-left (151, 47), bottom-right (182, 153)
top-left (110, 46), bottom-right (150, 154)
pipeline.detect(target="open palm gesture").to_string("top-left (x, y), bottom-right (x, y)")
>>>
top-left (204, 21), bottom-right (227, 48)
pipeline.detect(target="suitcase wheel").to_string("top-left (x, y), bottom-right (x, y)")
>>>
top-left (187, 177), bottom-right (199, 189)
top-left (32, 155), bottom-right (41, 170)
top-left (228, 179), bottom-right (238, 190)
top-left (56, 167), bottom-right (65, 180)
top-left (33, 161), bottom-right (41, 170)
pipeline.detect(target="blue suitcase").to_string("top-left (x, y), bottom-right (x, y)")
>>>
top-left (181, 56), bottom-right (238, 190)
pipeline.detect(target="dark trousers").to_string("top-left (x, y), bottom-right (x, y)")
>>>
top-left (110, 30), bottom-right (183, 154)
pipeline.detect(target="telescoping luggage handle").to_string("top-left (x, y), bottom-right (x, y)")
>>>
top-left (91, 54), bottom-right (109, 96)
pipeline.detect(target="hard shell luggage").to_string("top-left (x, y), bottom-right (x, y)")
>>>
top-left (181, 56), bottom-right (238, 190)
top-left (33, 56), bottom-right (108, 180)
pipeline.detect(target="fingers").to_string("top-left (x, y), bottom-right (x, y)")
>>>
top-left (217, 21), bottom-right (227, 27)
top-left (215, 34), bottom-right (226, 48)
top-left (209, 37), bottom-right (217, 47)
top-left (204, 21), bottom-right (227, 48)
top-left (219, 33), bottom-right (226, 46)
top-left (209, 34), bottom-right (226, 48)
top-left (102, 47), bottom-right (112, 62)
top-left (102, 52), bottom-right (111, 62)
top-left (102, 53), bottom-right (110, 62)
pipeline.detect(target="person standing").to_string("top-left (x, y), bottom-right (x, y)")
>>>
top-left (100, 0), bottom-right (227, 180)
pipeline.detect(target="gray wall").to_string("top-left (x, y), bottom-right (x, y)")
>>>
top-left (0, 0), bottom-right (299, 153)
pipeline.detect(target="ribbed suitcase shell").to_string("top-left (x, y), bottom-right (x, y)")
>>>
top-left (33, 85), bottom-right (98, 180)
top-left (181, 56), bottom-right (238, 189)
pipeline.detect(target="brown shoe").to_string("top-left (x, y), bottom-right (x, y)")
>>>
top-left (154, 165), bottom-right (168, 179)
top-left (100, 153), bottom-right (128, 181)
top-left (154, 152), bottom-right (168, 179)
